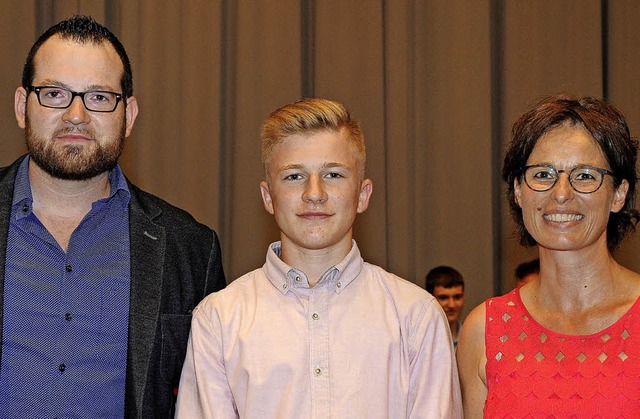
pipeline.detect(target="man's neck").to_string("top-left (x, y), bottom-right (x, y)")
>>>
top-left (28, 161), bottom-right (111, 251)
top-left (449, 320), bottom-right (460, 339)
top-left (29, 161), bottom-right (111, 208)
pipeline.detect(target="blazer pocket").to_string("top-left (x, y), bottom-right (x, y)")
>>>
top-left (160, 313), bottom-right (192, 384)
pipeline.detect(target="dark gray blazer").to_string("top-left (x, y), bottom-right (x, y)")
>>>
top-left (0, 155), bottom-right (226, 418)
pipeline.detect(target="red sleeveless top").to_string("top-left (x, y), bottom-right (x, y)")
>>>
top-left (484, 288), bottom-right (640, 418)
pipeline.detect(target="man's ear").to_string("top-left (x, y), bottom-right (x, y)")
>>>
top-left (15, 87), bottom-right (27, 129)
top-left (260, 181), bottom-right (275, 214)
top-left (124, 96), bottom-right (139, 137)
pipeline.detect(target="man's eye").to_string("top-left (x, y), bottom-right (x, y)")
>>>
top-left (44, 89), bottom-right (67, 99)
top-left (92, 93), bottom-right (108, 102)
top-left (284, 174), bottom-right (303, 181)
top-left (325, 172), bottom-right (343, 179)
top-left (87, 92), bottom-right (113, 103)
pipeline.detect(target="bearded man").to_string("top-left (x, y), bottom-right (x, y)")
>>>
top-left (0, 15), bottom-right (226, 418)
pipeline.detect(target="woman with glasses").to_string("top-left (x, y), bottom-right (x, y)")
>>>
top-left (457, 94), bottom-right (640, 417)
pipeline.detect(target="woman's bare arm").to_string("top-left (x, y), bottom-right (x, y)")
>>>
top-left (456, 302), bottom-right (488, 419)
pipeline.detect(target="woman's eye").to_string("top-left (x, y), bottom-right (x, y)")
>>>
top-left (534, 171), bottom-right (554, 179)
top-left (574, 172), bottom-right (596, 181)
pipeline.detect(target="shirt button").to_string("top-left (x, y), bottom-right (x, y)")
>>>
top-left (58, 364), bottom-right (66, 372)
top-left (282, 283), bottom-right (288, 289)
top-left (336, 282), bottom-right (342, 288)
top-left (65, 313), bottom-right (72, 321)
top-left (22, 204), bottom-right (29, 212)
top-left (312, 313), bottom-right (319, 320)
top-left (295, 276), bottom-right (301, 283)
top-left (65, 265), bottom-right (73, 272)
top-left (314, 367), bottom-right (322, 376)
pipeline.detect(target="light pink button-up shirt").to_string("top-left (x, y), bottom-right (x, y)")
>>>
top-left (176, 242), bottom-right (462, 418)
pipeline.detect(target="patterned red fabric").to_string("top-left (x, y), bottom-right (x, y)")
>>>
top-left (484, 288), bottom-right (640, 418)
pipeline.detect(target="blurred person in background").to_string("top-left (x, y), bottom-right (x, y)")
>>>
top-left (426, 265), bottom-right (465, 349)
top-left (515, 258), bottom-right (540, 288)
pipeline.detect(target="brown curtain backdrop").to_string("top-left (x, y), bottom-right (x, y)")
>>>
top-left (1, 0), bottom-right (639, 317)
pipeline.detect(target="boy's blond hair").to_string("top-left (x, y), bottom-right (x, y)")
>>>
top-left (261, 98), bottom-right (366, 178)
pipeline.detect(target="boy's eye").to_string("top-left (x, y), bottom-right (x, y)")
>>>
top-left (325, 172), bottom-right (343, 179)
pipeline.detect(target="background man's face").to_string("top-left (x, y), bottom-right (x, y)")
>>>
top-left (433, 285), bottom-right (464, 325)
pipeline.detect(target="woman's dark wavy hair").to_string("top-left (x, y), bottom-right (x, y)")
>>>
top-left (22, 15), bottom-right (133, 98)
top-left (502, 93), bottom-right (640, 250)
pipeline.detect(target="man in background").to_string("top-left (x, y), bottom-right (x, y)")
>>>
top-left (0, 15), bottom-right (225, 417)
top-left (515, 258), bottom-right (540, 287)
top-left (426, 265), bottom-right (465, 349)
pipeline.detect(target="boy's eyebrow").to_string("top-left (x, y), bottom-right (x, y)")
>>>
top-left (277, 163), bottom-right (304, 172)
top-left (277, 162), bottom-right (350, 172)
top-left (322, 162), bottom-right (349, 169)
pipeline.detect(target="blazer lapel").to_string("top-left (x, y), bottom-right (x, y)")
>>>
top-left (125, 191), bottom-right (165, 414)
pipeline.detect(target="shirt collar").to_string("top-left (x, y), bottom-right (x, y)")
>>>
top-left (264, 240), bottom-right (364, 295)
top-left (12, 156), bottom-right (131, 220)
top-left (12, 157), bottom-right (33, 218)
top-left (105, 163), bottom-right (131, 205)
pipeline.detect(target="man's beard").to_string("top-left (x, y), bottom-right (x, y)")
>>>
top-left (25, 113), bottom-right (126, 181)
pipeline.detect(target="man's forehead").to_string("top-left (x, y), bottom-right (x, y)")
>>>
top-left (32, 35), bottom-right (123, 87)
top-left (34, 35), bottom-right (120, 67)
top-left (434, 285), bottom-right (464, 294)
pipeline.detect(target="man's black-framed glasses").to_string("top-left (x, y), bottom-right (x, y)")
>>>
top-left (522, 164), bottom-right (614, 194)
top-left (28, 86), bottom-right (123, 113)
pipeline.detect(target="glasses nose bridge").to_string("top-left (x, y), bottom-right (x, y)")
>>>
top-left (62, 91), bottom-right (92, 123)
top-left (548, 168), bottom-right (580, 196)
top-left (556, 168), bottom-right (576, 179)
top-left (68, 90), bottom-right (87, 108)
